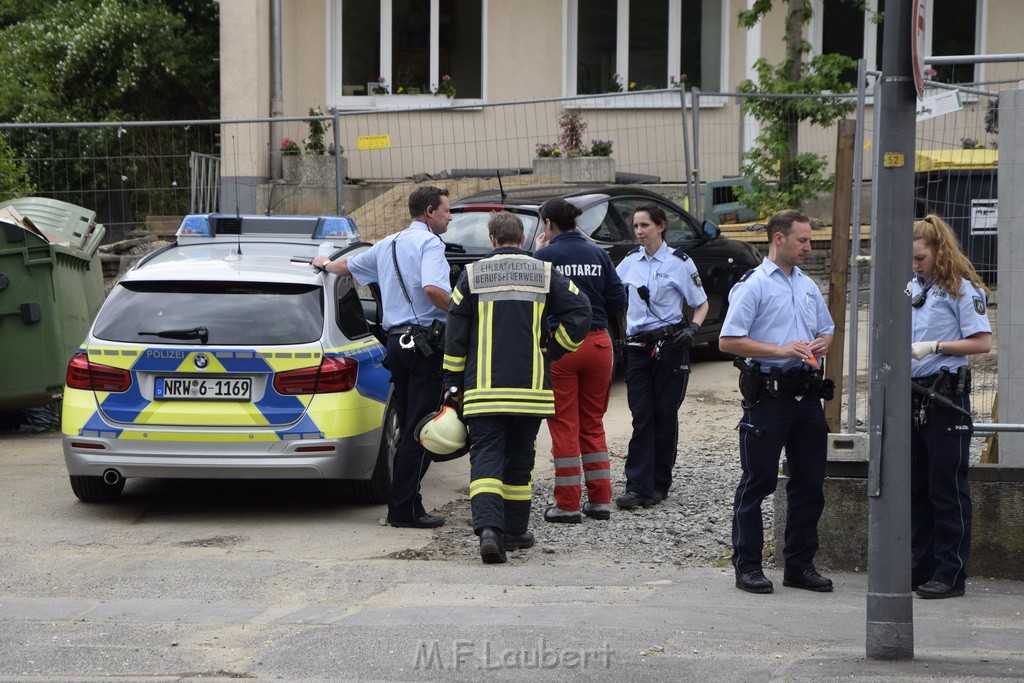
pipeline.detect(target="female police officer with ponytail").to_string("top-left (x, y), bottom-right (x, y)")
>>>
top-left (614, 203), bottom-right (708, 510)
top-left (909, 214), bottom-right (992, 599)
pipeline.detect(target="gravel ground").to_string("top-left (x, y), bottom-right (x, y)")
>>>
top-left (390, 431), bottom-right (767, 569)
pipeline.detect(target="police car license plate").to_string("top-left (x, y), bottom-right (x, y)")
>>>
top-left (155, 376), bottom-right (252, 401)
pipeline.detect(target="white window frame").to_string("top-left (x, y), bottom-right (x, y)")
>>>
top-left (809, 0), bottom-right (987, 82)
top-left (326, 0), bottom-right (487, 109)
top-left (566, 0), bottom-right (728, 108)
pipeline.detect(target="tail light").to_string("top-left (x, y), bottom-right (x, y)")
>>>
top-left (66, 353), bottom-right (132, 392)
top-left (273, 356), bottom-right (357, 395)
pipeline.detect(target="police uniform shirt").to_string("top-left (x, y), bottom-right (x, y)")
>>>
top-left (534, 231), bottom-right (626, 330)
top-left (615, 241), bottom-right (707, 336)
top-left (910, 275), bottom-right (991, 378)
top-left (346, 221), bottom-right (451, 331)
top-left (720, 258), bottom-right (835, 372)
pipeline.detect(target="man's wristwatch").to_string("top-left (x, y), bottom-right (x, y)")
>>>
top-left (936, 342), bottom-right (944, 354)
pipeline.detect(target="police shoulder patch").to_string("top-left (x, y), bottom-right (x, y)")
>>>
top-left (691, 272), bottom-right (703, 289)
top-left (973, 296), bottom-right (986, 315)
top-left (671, 246), bottom-right (690, 261)
top-left (737, 268), bottom-right (756, 283)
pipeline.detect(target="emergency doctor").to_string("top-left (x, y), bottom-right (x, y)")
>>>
top-left (614, 203), bottom-right (708, 511)
top-left (908, 214), bottom-right (992, 599)
top-left (313, 186), bottom-right (452, 529)
top-left (533, 198), bottom-right (626, 523)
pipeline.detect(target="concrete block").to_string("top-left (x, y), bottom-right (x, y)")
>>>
top-left (773, 466), bottom-right (1024, 580)
top-left (531, 157), bottom-right (615, 183)
top-left (827, 433), bottom-right (868, 461)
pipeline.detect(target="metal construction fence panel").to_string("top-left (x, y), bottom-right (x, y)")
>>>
top-left (3, 71), bottom-right (1021, 431)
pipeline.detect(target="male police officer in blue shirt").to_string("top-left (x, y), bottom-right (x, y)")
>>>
top-left (719, 209), bottom-right (835, 594)
top-left (313, 186), bottom-right (452, 528)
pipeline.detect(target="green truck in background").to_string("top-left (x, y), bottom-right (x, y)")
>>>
top-left (0, 198), bottom-right (106, 419)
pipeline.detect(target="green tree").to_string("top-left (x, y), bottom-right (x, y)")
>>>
top-left (736, 0), bottom-right (862, 215)
top-left (0, 1), bottom-right (219, 231)
top-left (0, 0), bottom-right (218, 123)
top-left (0, 137), bottom-right (35, 202)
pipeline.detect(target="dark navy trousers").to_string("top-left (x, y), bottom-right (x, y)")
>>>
top-left (385, 334), bottom-right (443, 523)
top-left (731, 393), bottom-right (828, 574)
top-left (623, 344), bottom-right (690, 499)
top-left (910, 394), bottom-right (973, 589)
top-left (466, 415), bottom-right (542, 535)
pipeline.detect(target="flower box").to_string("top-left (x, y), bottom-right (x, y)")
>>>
top-left (373, 94), bottom-right (455, 111)
top-left (282, 155), bottom-right (348, 187)
top-left (532, 157), bottom-right (615, 183)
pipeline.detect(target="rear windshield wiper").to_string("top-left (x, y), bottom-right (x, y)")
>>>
top-left (444, 241), bottom-right (466, 254)
top-left (138, 326), bottom-right (210, 344)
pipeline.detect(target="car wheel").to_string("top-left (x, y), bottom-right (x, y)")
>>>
top-left (69, 475), bottom-right (125, 503)
top-left (351, 400), bottom-right (398, 504)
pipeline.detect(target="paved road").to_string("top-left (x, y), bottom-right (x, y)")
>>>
top-left (1, 356), bottom-right (1021, 681)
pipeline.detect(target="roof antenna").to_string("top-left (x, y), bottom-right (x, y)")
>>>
top-left (496, 168), bottom-right (507, 203)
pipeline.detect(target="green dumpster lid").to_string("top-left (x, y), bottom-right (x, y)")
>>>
top-left (0, 197), bottom-right (105, 256)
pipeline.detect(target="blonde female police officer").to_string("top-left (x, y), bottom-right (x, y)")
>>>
top-left (909, 215), bottom-right (991, 599)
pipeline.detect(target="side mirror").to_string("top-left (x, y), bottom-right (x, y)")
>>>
top-left (702, 219), bottom-right (720, 240)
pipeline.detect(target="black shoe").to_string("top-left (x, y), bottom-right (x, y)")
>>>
top-left (543, 506), bottom-right (582, 524)
top-left (783, 568), bottom-right (834, 592)
top-left (916, 580), bottom-right (965, 599)
top-left (736, 569), bottom-right (774, 594)
top-left (615, 491), bottom-right (661, 510)
top-left (582, 502), bottom-right (612, 520)
top-left (503, 531), bottom-right (535, 550)
top-left (387, 514), bottom-right (445, 529)
top-left (479, 528), bottom-right (507, 564)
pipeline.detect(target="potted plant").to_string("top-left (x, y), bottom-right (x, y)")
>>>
top-left (532, 110), bottom-right (615, 183)
top-left (283, 107), bottom-right (347, 186)
top-left (374, 74), bottom-right (456, 110)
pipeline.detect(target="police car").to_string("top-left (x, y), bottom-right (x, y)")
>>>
top-left (61, 213), bottom-right (396, 503)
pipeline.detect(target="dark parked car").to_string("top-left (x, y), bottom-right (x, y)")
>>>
top-left (443, 184), bottom-right (762, 353)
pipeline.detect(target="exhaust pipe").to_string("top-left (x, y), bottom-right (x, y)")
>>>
top-left (102, 468), bottom-right (122, 486)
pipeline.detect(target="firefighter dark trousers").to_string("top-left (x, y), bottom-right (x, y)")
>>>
top-left (385, 334), bottom-right (443, 523)
top-left (467, 415), bottom-right (542, 535)
top-left (911, 394), bottom-right (973, 590)
top-left (623, 343), bottom-right (690, 499)
top-left (548, 329), bottom-right (614, 511)
top-left (731, 393), bottom-right (827, 574)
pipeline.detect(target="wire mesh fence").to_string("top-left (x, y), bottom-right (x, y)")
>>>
top-left (2, 69), bottom-right (1020, 432)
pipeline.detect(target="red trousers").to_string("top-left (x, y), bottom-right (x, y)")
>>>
top-left (546, 329), bottom-right (614, 510)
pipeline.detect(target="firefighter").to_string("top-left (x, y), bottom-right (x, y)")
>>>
top-left (443, 211), bottom-right (592, 564)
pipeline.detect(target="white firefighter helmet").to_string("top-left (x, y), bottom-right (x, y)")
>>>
top-left (414, 405), bottom-right (469, 461)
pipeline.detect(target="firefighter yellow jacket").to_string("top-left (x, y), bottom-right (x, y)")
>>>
top-left (443, 248), bottom-right (592, 418)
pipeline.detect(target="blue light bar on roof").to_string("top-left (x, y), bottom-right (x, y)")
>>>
top-left (315, 216), bottom-right (358, 239)
top-left (176, 215), bottom-right (212, 237)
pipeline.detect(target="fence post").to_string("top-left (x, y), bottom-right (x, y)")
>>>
top-left (332, 108), bottom-right (344, 215)
top-left (825, 119), bottom-right (856, 433)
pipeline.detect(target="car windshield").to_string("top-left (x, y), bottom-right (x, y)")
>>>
top-left (93, 281), bottom-right (324, 345)
top-left (446, 210), bottom-right (540, 250)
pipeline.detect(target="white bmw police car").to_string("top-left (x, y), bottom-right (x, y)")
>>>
top-left (61, 213), bottom-right (396, 503)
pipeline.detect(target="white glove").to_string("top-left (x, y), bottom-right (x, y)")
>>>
top-left (911, 341), bottom-right (938, 360)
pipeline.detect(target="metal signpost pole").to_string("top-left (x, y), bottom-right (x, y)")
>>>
top-left (865, 0), bottom-right (917, 660)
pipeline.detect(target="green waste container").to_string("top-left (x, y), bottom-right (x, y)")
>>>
top-left (0, 202), bottom-right (105, 411)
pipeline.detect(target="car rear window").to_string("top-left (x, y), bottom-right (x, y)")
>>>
top-left (447, 210), bottom-right (540, 250)
top-left (93, 281), bottom-right (324, 345)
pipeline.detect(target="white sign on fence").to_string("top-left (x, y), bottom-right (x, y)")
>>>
top-left (970, 198), bottom-right (998, 235)
top-left (916, 90), bottom-right (964, 122)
